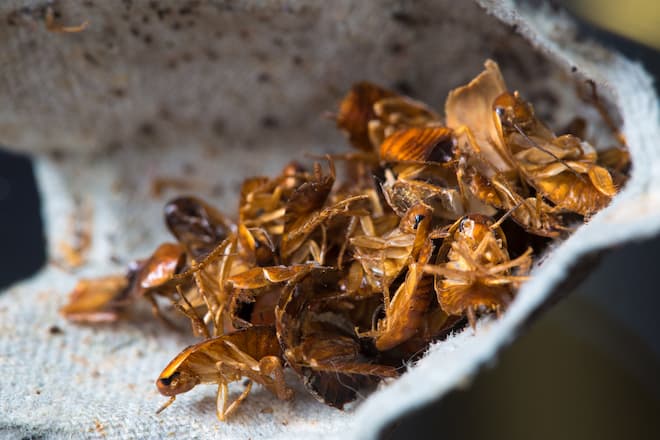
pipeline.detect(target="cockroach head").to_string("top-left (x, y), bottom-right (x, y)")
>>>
top-left (156, 371), bottom-right (198, 396)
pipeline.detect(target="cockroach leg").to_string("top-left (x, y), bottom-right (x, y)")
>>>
top-left (145, 293), bottom-right (181, 331)
top-left (216, 382), bottom-right (230, 421)
top-left (258, 356), bottom-right (294, 400)
top-left (222, 380), bottom-right (253, 421)
top-left (466, 306), bottom-right (477, 331)
top-left (156, 396), bottom-right (176, 415)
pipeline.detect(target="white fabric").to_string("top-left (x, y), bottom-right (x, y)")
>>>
top-left (1, 1), bottom-right (658, 439)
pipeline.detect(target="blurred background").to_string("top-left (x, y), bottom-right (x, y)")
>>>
top-left (0, 1), bottom-right (658, 439)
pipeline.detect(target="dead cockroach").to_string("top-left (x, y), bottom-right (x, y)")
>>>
top-left (492, 91), bottom-right (617, 217)
top-left (156, 326), bottom-right (293, 421)
top-left (424, 214), bottom-right (532, 328)
top-left (165, 196), bottom-right (235, 259)
top-left (336, 82), bottom-right (397, 151)
top-left (367, 95), bottom-right (442, 149)
top-left (276, 269), bottom-right (398, 408)
top-left (60, 275), bottom-right (129, 323)
top-left (63, 58), bottom-right (631, 420)
top-left (61, 243), bottom-right (185, 323)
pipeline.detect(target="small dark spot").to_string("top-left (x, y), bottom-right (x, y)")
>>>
top-left (83, 52), bottom-right (100, 66)
top-left (242, 379), bottom-right (251, 387)
top-left (143, 34), bottom-right (153, 45)
top-left (178, 6), bottom-right (193, 15)
top-left (130, 26), bottom-right (140, 38)
top-left (181, 52), bottom-right (193, 63)
top-left (6, 12), bottom-right (19, 26)
top-left (166, 58), bottom-right (178, 69)
top-left (257, 72), bottom-right (271, 83)
top-left (393, 80), bottom-right (414, 95)
top-left (391, 11), bottom-right (417, 27)
top-left (571, 66), bottom-right (577, 73)
top-left (292, 55), bottom-right (303, 66)
top-left (49, 325), bottom-right (64, 335)
top-left (138, 122), bottom-right (156, 137)
top-left (35, 389), bottom-right (41, 395)
top-left (181, 162), bottom-right (196, 173)
top-left (214, 30), bottom-right (223, 39)
top-left (387, 41), bottom-right (406, 55)
top-left (142, 14), bottom-right (150, 24)
top-left (159, 107), bottom-right (172, 120)
top-left (109, 254), bottom-right (122, 264)
top-left (272, 36), bottom-right (284, 47)
top-left (252, 50), bottom-right (269, 62)
top-left (49, 149), bottom-right (67, 162)
top-left (212, 118), bottom-right (225, 135)
top-left (171, 21), bottom-right (181, 31)
top-left (261, 115), bottom-right (279, 129)
top-left (239, 28), bottom-right (250, 40)
top-left (83, 0), bottom-right (94, 7)
top-left (156, 7), bottom-right (172, 20)
top-left (111, 88), bottom-right (125, 98)
top-left (511, 24), bottom-right (518, 33)
top-left (204, 48), bottom-right (219, 61)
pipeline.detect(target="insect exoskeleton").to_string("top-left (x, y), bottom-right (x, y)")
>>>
top-left (156, 326), bottom-right (293, 421)
top-left (492, 91), bottom-right (618, 217)
top-left (424, 214), bottom-right (532, 328)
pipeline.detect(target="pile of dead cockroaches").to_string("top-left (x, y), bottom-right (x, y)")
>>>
top-left (60, 60), bottom-right (629, 421)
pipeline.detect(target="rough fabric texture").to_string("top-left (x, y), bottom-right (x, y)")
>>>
top-left (1, 1), bottom-right (659, 439)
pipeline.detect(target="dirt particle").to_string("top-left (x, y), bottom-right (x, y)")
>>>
top-left (387, 42), bottom-right (406, 55)
top-left (48, 325), bottom-right (64, 335)
top-left (261, 115), bottom-right (279, 129)
top-left (212, 118), bottom-right (225, 136)
top-left (257, 72), bottom-right (271, 83)
top-left (138, 122), bottom-right (156, 137)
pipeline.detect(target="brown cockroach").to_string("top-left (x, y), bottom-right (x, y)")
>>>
top-left (165, 196), bottom-right (235, 259)
top-left (367, 96), bottom-right (442, 149)
top-left (60, 275), bottom-right (129, 323)
top-left (276, 269), bottom-right (398, 408)
top-left (455, 157), bottom-right (568, 237)
top-left (336, 82), bottom-right (397, 151)
top-left (371, 238), bottom-right (435, 351)
top-left (225, 264), bottom-right (320, 329)
top-left (424, 214), bottom-right (532, 328)
top-left (61, 243), bottom-right (186, 324)
top-left (377, 127), bottom-right (468, 220)
top-left (492, 91), bottom-right (617, 216)
top-left (350, 204), bottom-right (433, 293)
top-left (280, 161), bottom-right (371, 262)
top-left (156, 326), bottom-right (293, 421)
